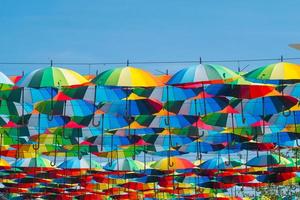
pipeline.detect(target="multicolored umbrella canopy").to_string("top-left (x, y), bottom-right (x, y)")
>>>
top-left (92, 66), bottom-right (162, 87)
top-left (244, 62), bottom-right (300, 83)
top-left (150, 157), bottom-right (195, 170)
top-left (104, 158), bottom-right (144, 171)
top-left (167, 64), bottom-right (239, 87)
top-left (246, 154), bottom-right (291, 167)
top-left (17, 66), bottom-right (88, 88)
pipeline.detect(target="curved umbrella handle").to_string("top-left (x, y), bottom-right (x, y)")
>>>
top-left (50, 127), bottom-right (59, 167)
top-left (168, 159), bottom-right (174, 167)
top-left (240, 99), bottom-right (246, 124)
top-left (33, 114), bottom-right (41, 150)
top-left (50, 150), bottom-right (57, 167)
top-left (282, 107), bottom-right (291, 117)
top-left (196, 140), bottom-right (202, 160)
top-left (47, 88), bottom-right (54, 121)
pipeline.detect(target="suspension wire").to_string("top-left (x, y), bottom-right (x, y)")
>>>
top-left (0, 56), bottom-right (300, 66)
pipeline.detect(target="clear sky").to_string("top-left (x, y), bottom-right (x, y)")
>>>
top-left (1, 0), bottom-right (300, 75)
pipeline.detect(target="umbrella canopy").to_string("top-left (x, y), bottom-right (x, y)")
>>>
top-left (58, 157), bottom-right (102, 170)
top-left (244, 62), bottom-right (300, 84)
top-left (12, 157), bottom-right (53, 168)
top-left (167, 64), bottom-right (239, 87)
top-left (236, 95), bottom-right (298, 116)
top-left (99, 99), bottom-right (162, 116)
top-left (246, 154), bottom-right (291, 167)
top-left (206, 77), bottom-right (275, 99)
top-left (150, 157), bottom-right (195, 170)
top-left (199, 156), bottom-right (243, 170)
top-left (92, 66), bottom-right (162, 87)
top-left (164, 97), bottom-right (229, 116)
top-left (17, 66), bottom-right (88, 88)
top-left (104, 158), bottom-right (144, 171)
top-left (34, 99), bottom-right (96, 116)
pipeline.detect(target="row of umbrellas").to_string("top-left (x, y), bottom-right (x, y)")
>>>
top-left (0, 62), bottom-right (299, 199)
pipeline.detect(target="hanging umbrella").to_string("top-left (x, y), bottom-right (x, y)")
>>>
top-left (244, 62), bottom-right (300, 84)
top-left (150, 157), bottom-right (195, 171)
top-left (34, 99), bottom-right (96, 117)
top-left (236, 95), bottom-right (298, 116)
top-left (246, 154), bottom-right (291, 167)
top-left (132, 86), bottom-right (201, 101)
top-left (58, 157), bottom-right (102, 170)
top-left (99, 98), bottom-right (162, 116)
top-left (199, 156), bottom-right (243, 170)
top-left (164, 97), bottom-right (228, 116)
top-left (206, 77), bottom-right (275, 99)
top-left (167, 64), bottom-right (239, 87)
top-left (202, 112), bottom-right (259, 128)
top-left (135, 115), bottom-right (197, 129)
top-left (17, 66), bottom-right (88, 88)
top-left (104, 158), bottom-right (144, 171)
top-left (142, 134), bottom-right (195, 147)
top-left (92, 66), bottom-right (162, 87)
top-left (11, 157), bottom-right (53, 169)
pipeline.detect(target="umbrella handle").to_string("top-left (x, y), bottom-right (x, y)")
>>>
top-left (50, 150), bottom-right (57, 167)
top-left (50, 128), bottom-right (59, 167)
top-left (47, 88), bottom-right (54, 121)
top-left (199, 130), bottom-right (204, 137)
top-left (33, 114), bottom-right (41, 150)
top-left (225, 153), bottom-right (231, 166)
top-left (168, 160), bottom-right (174, 167)
top-left (282, 106), bottom-right (291, 117)
top-left (92, 85), bottom-right (100, 127)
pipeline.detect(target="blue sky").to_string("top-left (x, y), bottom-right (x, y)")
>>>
top-left (1, 0), bottom-right (300, 75)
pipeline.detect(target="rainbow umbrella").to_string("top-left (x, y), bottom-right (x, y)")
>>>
top-left (61, 85), bottom-right (126, 102)
top-left (256, 172), bottom-right (296, 183)
top-left (202, 112), bottom-right (259, 128)
top-left (164, 97), bottom-right (228, 116)
top-left (179, 140), bottom-right (225, 153)
top-left (142, 134), bottom-right (195, 147)
top-left (132, 86), bottom-right (201, 101)
top-left (104, 158), bottom-right (144, 171)
top-left (11, 157), bottom-right (53, 168)
top-left (99, 98), bottom-right (162, 116)
top-left (199, 156), bottom-right (243, 170)
top-left (206, 77), bottom-right (275, 99)
top-left (17, 66), bottom-right (88, 88)
top-left (150, 157), bottom-right (195, 171)
top-left (34, 99), bottom-right (96, 117)
top-left (244, 62), bottom-right (300, 84)
top-left (246, 154), bottom-right (291, 167)
top-left (92, 66), bottom-right (162, 87)
top-left (135, 115), bottom-right (197, 128)
top-left (236, 95), bottom-right (298, 116)
top-left (58, 157), bottom-right (102, 170)
top-left (167, 64), bottom-right (239, 87)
